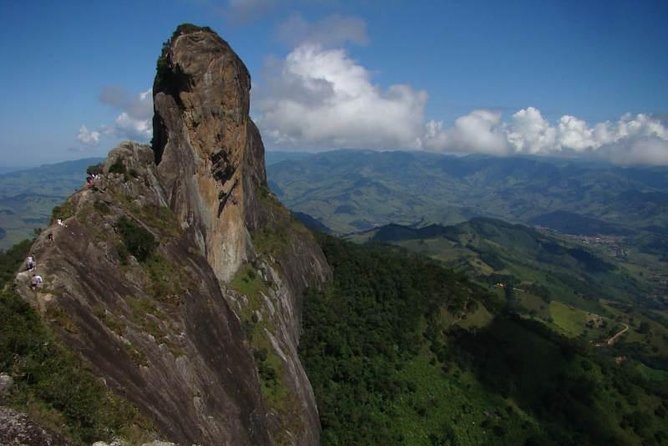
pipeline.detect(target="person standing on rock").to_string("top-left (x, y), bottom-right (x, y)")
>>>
top-left (30, 274), bottom-right (43, 290)
top-left (25, 255), bottom-right (35, 272)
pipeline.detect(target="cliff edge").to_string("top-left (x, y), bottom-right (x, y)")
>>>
top-left (12, 24), bottom-right (331, 446)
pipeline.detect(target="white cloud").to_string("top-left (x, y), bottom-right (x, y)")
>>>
top-left (255, 15), bottom-right (668, 165)
top-left (114, 111), bottom-right (152, 140)
top-left (256, 34), bottom-right (668, 165)
top-left (602, 137), bottom-right (668, 166)
top-left (277, 14), bottom-right (369, 48)
top-left (506, 107), bottom-right (556, 154)
top-left (256, 43), bottom-right (427, 150)
top-left (422, 108), bottom-right (668, 165)
top-left (501, 109), bottom-right (668, 163)
top-left (77, 125), bottom-right (101, 145)
top-left (101, 87), bottom-right (153, 141)
top-left (77, 88), bottom-right (152, 146)
top-left (423, 110), bottom-right (509, 155)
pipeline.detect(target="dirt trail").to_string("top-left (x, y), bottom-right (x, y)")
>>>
top-left (606, 324), bottom-right (629, 346)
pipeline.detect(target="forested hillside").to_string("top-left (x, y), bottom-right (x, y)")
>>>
top-left (300, 236), bottom-right (668, 446)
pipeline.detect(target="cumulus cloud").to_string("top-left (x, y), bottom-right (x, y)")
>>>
top-left (601, 137), bottom-right (668, 166)
top-left (510, 109), bottom-right (668, 156)
top-left (256, 25), bottom-right (668, 166)
top-left (422, 108), bottom-right (668, 165)
top-left (277, 14), bottom-right (369, 48)
top-left (256, 43), bottom-right (427, 150)
top-left (254, 14), bottom-right (668, 164)
top-left (77, 87), bottom-right (152, 147)
top-left (423, 110), bottom-right (509, 155)
top-left (77, 125), bottom-right (101, 145)
top-left (506, 107), bottom-right (556, 154)
top-left (100, 87), bottom-right (153, 141)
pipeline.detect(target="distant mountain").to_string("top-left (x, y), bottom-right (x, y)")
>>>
top-left (292, 211), bottom-right (331, 234)
top-left (264, 151), bottom-right (315, 166)
top-left (0, 157), bottom-right (102, 249)
top-left (267, 150), bottom-right (668, 237)
top-left (529, 210), bottom-right (631, 236)
top-left (0, 166), bottom-right (29, 175)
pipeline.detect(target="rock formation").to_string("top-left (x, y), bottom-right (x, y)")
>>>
top-left (0, 407), bottom-right (74, 446)
top-left (152, 24), bottom-right (261, 282)
top-left (10, 24), bottom-right (331, 446)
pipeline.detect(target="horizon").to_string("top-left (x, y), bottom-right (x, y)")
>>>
top-left (2, 146), bottom-right (665, 174)
top-left (1, 0), bottom-right (667, 166)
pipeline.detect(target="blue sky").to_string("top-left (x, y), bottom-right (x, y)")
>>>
top-left (1, 0), bottom-right (667, 166)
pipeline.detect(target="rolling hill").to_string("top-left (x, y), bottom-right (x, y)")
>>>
top-left (267, 150), bottom-right (668, 239)
top-left (0, 158), bottom-right (102, 249)
top-left (351, 218), bottom-right (668, 372)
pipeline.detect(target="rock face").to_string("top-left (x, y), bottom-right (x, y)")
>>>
top-left (0, 406), bottom-right (74, 446)
top-left (13, 25), bottom-right (330, 446)
top-left (153, 25), bottom-right (264, 282)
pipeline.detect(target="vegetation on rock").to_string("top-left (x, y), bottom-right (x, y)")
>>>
top-left (115, 216), bottom-right (157, 262)
top-left (0, 241), bottom-right (153, 444)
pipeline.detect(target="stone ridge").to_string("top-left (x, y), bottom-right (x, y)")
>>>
top-left (10, 25), bottom-right (332, 446)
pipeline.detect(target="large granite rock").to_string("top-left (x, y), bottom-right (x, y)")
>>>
top-left (13, 25), bottom-right (331, 446)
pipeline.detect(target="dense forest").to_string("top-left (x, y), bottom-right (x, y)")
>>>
top-left (300, 236), bottom-right (668, 445)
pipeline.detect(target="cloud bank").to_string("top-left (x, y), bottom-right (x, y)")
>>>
top-left (422, 107), bottom-right (668, 165)
top-left (255, 15), bottom-right (668, 165)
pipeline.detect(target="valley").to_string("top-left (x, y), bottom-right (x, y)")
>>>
top-left (0, 19), bottom-right (666, 446)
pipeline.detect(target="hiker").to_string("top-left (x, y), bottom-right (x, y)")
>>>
top-left (26, 255), bottom-right (35, 272)
top-left (57, 218), bottom-right (66, 227)
top-left (30, 274), bottom-right (43, 290)
top-left (47, 233), bottom-right (54, 242)
top-left (86, 175), bottom-right (94, 187)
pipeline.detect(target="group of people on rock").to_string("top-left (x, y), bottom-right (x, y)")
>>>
top-left (86, 173), bottom-right (101, 188)
top-left (25, 255), bottom-right (43, 290)
top-left (24, 171), bottom-right (102, 291)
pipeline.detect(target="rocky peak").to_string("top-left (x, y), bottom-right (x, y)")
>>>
top-left (9, 25), bottom-right (331, 446)
top-left (152, 24), bottom-right (265, 281)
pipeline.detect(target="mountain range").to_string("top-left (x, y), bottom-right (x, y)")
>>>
top-left (0, 24), bottom-right (667, 446)
top-left (267, 150), bottom-right (668, 239)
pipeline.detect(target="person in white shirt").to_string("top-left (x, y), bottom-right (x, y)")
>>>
top-left (26, 255), bottom-right (35, 271)
top-left (30, 274), bottom-right (43, 290)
